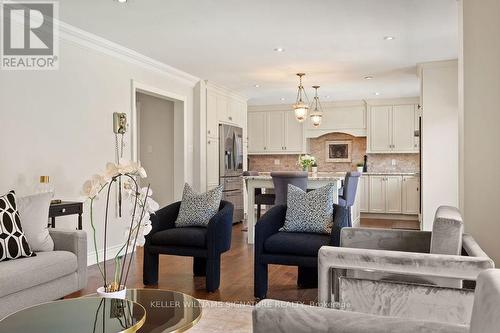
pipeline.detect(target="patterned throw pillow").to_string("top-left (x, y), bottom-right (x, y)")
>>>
top-left (175, 183), bottom-right (223, 228)
top-left (0, 191), bottom-right (36, 261)
top-left (280, 184), bottom-right (335, 234)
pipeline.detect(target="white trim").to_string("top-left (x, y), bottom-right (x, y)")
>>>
top-left (206, 80), bottom-right (248, 102)
top-left (57, 20), bottom-right (200, 87)
top-left (131, 80), bottom-right (188, 200)
top-left (87, 244), bottom-right (135, 267)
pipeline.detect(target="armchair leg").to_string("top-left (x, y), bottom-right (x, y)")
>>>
top-left (297, 266), bottom-right (318, 289)
top-left (206, 255), bottom-right (221, 292)
top-left (257, 204), bottom-right (261, 220)
top-left (193, 257), bottom-right (207, 277)
top-left (143, 248), bottom-right (159, 285)
top-left (254, 262), bottom-right (268, 299)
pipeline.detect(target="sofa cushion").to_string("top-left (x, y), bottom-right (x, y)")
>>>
top-left (175, 183), bottom-right (223, 228)
top-left (151, 227), bottom-right (207, 248)
top-left (0, 251), bottom-right (77, 298)
top-left (281, 184), bottom-right (335, 234)
top-left (0, 191), bottom-right (35, 262)
top-left (264, 232), bottom-right (330, 257)
top-left (17, 192), bottom-right (54, 252)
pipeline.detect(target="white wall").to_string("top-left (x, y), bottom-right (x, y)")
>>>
top-left (460, 0), bottom-right (500, 265)
top-left (0, 26), bottom-right (198, 265)
top-left (420, 60), bottom-right (459, 230)
top-left (137, 93), bottom-right (175, 207)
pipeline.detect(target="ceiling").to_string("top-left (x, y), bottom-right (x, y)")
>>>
top-left (58, 0), bottom-right (459, 105)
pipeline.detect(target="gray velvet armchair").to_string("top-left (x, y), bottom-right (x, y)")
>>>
top-left (317, 206), bottom-right (494, 325)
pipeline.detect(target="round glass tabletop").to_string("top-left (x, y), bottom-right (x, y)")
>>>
top-left (109, 289), bottom-right (202, 333)
top-left (0, 297), bottom-right (146, 333)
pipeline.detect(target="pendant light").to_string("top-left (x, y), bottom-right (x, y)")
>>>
top-left (293, 73), bottom-right (309, 122)
top-left (310, 85), bottom-right (323, 128)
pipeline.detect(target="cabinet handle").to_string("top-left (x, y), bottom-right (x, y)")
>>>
top-left (208, 130), bottom-right (211, 134)
top-left (229, 116), bottom-right (233, 121)
top-left (208, 140), bottom-right (211, 144)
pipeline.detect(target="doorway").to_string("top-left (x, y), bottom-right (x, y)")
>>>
top-left (132, 81), bottom-right (187, 206)
top-left (136, 92), bottom-right (175, 206)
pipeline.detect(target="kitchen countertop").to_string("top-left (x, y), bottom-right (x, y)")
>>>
top-left (243, 171), bottom-right (419, 179)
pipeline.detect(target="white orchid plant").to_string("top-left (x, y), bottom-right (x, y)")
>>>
top-left (298, 154), bottom-right (316, 171)
top-left (82, 160), bottom-right (159, 293)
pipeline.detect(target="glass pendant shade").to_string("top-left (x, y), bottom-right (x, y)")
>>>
top-left (293, 102), bottom-right (309, 122)
top-left (309, 85), bottom-right (323, 128)
top-left (310, 112), bottom-right (322, 127)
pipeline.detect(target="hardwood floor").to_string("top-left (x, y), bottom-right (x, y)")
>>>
top-left (68, 223), bottom-right (318, 304)
top-left (69, 217), bottom-right (419, 304)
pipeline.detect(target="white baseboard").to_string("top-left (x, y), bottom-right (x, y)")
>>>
top-left (87, 244), bottom-right (136, 267)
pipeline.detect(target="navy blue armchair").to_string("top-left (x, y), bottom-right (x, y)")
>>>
top-left (143, 200), bottom-right (234, 292)
top-left (254, 203), bottom-right (350, 299)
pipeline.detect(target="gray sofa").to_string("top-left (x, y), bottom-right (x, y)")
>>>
top-left (0, 229), bottom-right (87, 319)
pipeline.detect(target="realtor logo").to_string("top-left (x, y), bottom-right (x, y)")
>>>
top-left (1, 1), bottom-right (59, 70)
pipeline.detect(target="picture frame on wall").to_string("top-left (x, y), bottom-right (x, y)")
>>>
top-left (325, 140), bottom-right (352, 162)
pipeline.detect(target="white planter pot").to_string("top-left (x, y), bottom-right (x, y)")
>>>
top-left (97, 286), bottom-right (127, 299)
top-left (311, 167), bottom-right (318, 174)
top-left (357, 166), bottom-right (364, 172)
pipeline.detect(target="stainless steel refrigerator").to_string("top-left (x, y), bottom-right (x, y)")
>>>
top-left (219, 124), bottom-right (244, 223)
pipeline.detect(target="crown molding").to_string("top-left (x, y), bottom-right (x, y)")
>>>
top-left (205, 80), bottom-right (248, 102)
top-left (57, 20), bottom-right (200, 87)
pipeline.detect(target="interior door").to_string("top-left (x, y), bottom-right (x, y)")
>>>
top-left (369, 106), bottom-right (392, 152)
top-left (369, 176), bottom-right (386, 213)
top-left (247, 112), bottom-right (266, 153)
top-left (386, 176), bottom-right (402, 213)
top-left (392, 104), bottom-right (416, 151)
top-left (266, 111), bottom-right (285, 152)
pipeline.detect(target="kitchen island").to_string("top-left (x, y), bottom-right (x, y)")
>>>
top-left (243, 173), bottom-right (344, 244)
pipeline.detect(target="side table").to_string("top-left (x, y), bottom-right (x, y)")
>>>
top-left (49, 201), bottom-right (84, 230)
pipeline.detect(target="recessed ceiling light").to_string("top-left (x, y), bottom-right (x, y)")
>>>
top-left (254, 84), bottom-right (260, 88)
top-left (383, 36), bottom-right (395, 41)
top-left (364, 75), bottom-right (373, 80)
top-left (274, 47), bottom-right (285, 52)
top-left (280, 97), bottom-right (286, 101)
top-left (117, 0), bottom-right (127, 3)
top-left (374, 92), bottom-right (381, 96)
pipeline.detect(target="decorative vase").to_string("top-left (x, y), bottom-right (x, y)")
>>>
top-left (97, 286), bottom-right (127, 299)
top-left (302, 166), bottom-right (309, 172)
top-left (311, 166), bottom-right (318, 174)
top-left (357, 166), bottom-right (364, 172)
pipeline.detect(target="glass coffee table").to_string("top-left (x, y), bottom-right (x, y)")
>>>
top-left (0, 297), bottom-right (146, 333)
top-left (90, 289), bottom-right (202, 333)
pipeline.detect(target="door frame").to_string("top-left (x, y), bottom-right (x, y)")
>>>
top-left (131, 80), bottom-right (187, 200)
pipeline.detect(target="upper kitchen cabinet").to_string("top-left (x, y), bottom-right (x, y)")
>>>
top-left (367, 98), bottom-right (419, 153)
top-left (247, 106), bottom-right (304, 154)
top-left (206, 82), bottom-right (247, 132)
top-left (305, 101), bottom-right (367, 138)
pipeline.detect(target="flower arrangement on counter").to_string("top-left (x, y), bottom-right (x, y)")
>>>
top-left (298, 154), bottom-right (316, 171)
top-left (82, 160), bottom-right (159, 295)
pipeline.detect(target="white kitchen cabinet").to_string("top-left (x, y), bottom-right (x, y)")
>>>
top-left (216, 95), bottom-right (229, 123)
top-left (284, 110), bottom-right (303, 152)
top-left (248, 112), bottom-right (266, 152)
top-left (392, 105), bottom-right (416, 151)
top-left (385, 176), bottom-right (402, 213)
top-left (266, 111), bottom-right (285, 151)
top-left (368, 175), bottom-right (403, 214)
top-left (368, 104), bottom-right (418, 153)
top-left (402, 176), bottom-right (420, 214)
top-left (359, 175), bottom-right (369, 212)
top-left (369, 176), bottom-right (386, 213)
top-left (206, 137), bottom-right (219, 189)
top-left (206, 91), bottom-right (218, 138)
top-left (369, 106), bottom-right (392, 152)
top-left (247, 110), bottom-right (304, 154)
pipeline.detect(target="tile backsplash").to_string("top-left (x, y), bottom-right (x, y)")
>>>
top-left (248, 133), bottom-right (420, 173)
